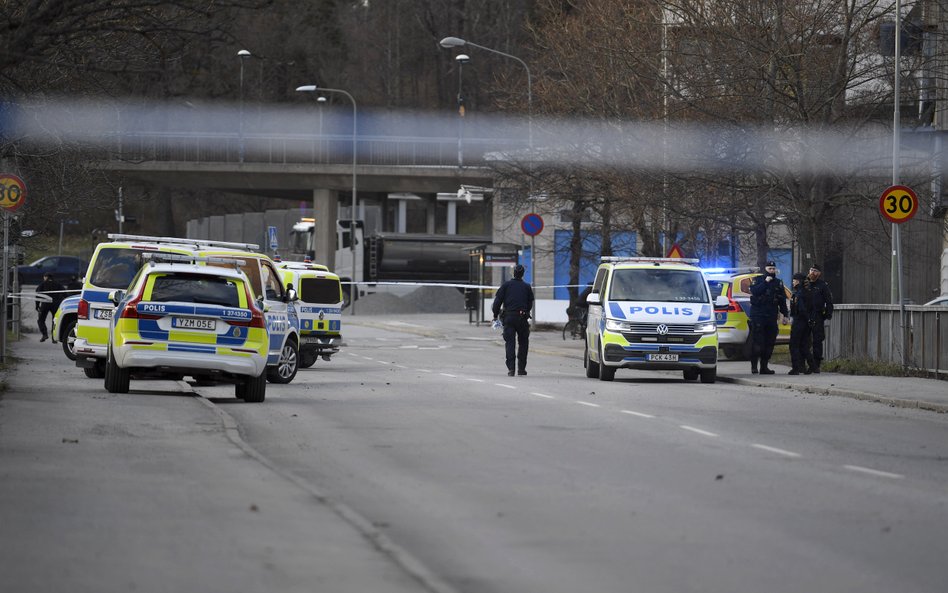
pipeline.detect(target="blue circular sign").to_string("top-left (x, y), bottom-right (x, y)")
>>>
top-left (521, 213), bottom-right (544, 237)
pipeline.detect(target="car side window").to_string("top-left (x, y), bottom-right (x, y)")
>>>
top-left (592, 268), bottom-right (607, 295)
top-left (261, 262), bottom-right (284, 301)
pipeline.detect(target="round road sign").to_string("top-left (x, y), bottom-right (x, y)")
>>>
top-left (0, 174), bottom-right (27, 212)
top-left (879, 185), bottom-right (918, 224)
top-left (521, 213), bottom-right (544, 237)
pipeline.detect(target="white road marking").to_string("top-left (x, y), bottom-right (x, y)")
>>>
top-left (393, 364), bottom-right (407, 369)
top-left (576, 401), bottom-right (601, 408)
top-left (377, 360), bottom-right (390, 365)
top-left (752, 444), bottom-right (801, 458)
top-left (495, 383), bottom-right (516, 389)
top-left (531, 392), bottom-right (555, 399)
top-left (679, 425), bottom-right (718, 437)
top-left (844, 465), bottom-right (904, 479)
top-left (363, 357), bottom-right (376, 361)
top-left (621, 410), bottom-right (655, 418)
top-left (440, 373), bottom-right (457, 378)
top-left (418, 369), bottom-right (432, 373)
top-left (465, 378), bottom-right (485, 383)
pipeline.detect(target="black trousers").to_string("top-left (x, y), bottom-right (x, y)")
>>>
top-left (502, 313), bottom-right (530, 371)
top-left (37, 303), bottom-right (54, 338)
top-left (811, 320), bottom-right (826, 363)
top-left (789, 320), bottom-right (813, 370)
top-left (750, 319), bottom-right (778, 363)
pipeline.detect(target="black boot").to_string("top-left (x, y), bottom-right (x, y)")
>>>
top-left (751, 358), bottom-right (759, 374)
top-left (812, 361), bottom-right (821, 374)
top-left (788, 368), bottom-right (800, 375)
top-left (759, 360), bottom-right (775, 374)
top-left (804, 359), bottom-right (814, 374)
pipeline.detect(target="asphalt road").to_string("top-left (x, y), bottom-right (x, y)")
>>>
top-left (191, 321), bottom-right (948, 593)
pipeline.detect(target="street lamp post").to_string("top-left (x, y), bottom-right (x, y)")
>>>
top-left (456, 54), bottom-right (470, 168)
top-left (237, 49), bottom-right (251, 163)
top-left (439, 37), bottom-right (532, 151)
top-left (296, 84), bottom-right (358, 315)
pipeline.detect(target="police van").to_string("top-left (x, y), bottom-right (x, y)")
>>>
top-left (195, 248), bottom-right (301, 384)
top-left (584, 257), bottom-right (727, 383)
top-left (74, 234), bottom-right (247, 378)
top-left (277, 261), bottom-right (343, 368)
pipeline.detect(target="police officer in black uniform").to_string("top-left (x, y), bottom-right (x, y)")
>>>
top-left (36, 272), bottom-right (64, 342)
top-left (788, 272), bottom-right (814, 375)
top-left (492, 264), bottom-right (535, 376)
top-left (748, 261), bottom-right (789, 374)
top-left (806, 263), bottom-right (833, 373)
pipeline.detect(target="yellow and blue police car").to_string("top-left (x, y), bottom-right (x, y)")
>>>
top-left (584, 257), bottom-right (726, 383)
top-left (105, 257), bottom-right (269, 401)
top-left (705, 269), bottom-right (791, 360)
top-left (277, 261), bottom-right (343, 368)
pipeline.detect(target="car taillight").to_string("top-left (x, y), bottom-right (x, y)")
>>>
top-left (228, 286), bottom-right (266, 329)
top-left (726, 298), bottom-right (743, 313)
top-left (78, 298), bottom-right (89, 320)
top-left (121, 297), bottom-right (142, 319)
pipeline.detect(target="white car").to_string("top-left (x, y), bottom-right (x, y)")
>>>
top-left (924, 295), bottom-right (948, 307)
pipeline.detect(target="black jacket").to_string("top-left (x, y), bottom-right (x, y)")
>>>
top-left (492, 278), bottom-right (534, 319)
top-left (789, 284), bottom-right (812, 322)
top-left (807, 278), bottom-right (833, 320)
top-left (748, 274), bottom-right (789, 322)
top-left (36, 278), bottom-right (65, 309)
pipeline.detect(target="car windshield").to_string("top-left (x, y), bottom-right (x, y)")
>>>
top-left (299, 277), bottom-right (341, 303)
top-left (88, 248), bottom-right (145, 289)
top-left (609, 269), bottom-right (708, 303)
top-left (149, 274), bottom-right (241, 307)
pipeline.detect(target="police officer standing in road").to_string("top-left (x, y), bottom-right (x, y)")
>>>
top-left (806, 263), bottom-right (833, 373)
top-left (748, 261), bottom-right (789, 374)
top-left (492, 264), bottom-right (534, 376)
top-left (36, 272), bottom-right (64, 342)
top-left (788, 272), bottom-right (814, 375)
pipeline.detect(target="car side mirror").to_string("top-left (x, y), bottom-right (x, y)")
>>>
top-left (285, 288), bottom-right (298, 302)
top-left (586, 292), bottom-right (601, 305)
top-left (714, 295), bottom-right (730, 308)
top-left (108, 290), bottom-right (125, 305)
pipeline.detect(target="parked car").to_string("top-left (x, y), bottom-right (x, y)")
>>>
top-left (705, 269), bottom-right (791, 360)
top-left (924, 295), bottom-right (948, 307)
top-left (17, 255), bottom-right (88, 285)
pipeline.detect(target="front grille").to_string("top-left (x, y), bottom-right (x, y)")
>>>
top-left (622, 332), bottom-right (701, 344)
top-left (623, 322), bottom-right (695, 334)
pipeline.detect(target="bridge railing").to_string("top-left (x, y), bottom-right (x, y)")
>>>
top-left (103, 131), bottom-right (521, 168)
top-left (825, 304), bottom-right (948, 375)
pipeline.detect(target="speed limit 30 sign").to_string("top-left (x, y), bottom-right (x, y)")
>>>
top-left (879, 185), bottom-right (918, 224)
top-left (0, 174), bottom-right (27, 212)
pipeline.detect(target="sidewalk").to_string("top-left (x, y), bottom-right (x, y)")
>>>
top-left (348, 313), bottom-right (948, 414)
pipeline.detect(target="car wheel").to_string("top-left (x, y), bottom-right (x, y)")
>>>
top-left (597, 341), bottom-right (615, 382)
top-left (341, 287), bottom-right (352, 310)
top-left (683, 368), bottom-right (699, 381)
top-left (83, 360), bottom-right (106, 379)
top-left (239, 371), bottom-right (267, 402)
top-left (104, 349), bottom-right (130, 393)
top-left (700, 367), bottom-right (717, 384)
top-left (267, 339), bottom-right (299, 384)
top-left (584, 339), bottom-right (600, 378)
top-left (61, 318), bottom-right (77, 361)
top-left (299, 349), bottom-right (317, 369)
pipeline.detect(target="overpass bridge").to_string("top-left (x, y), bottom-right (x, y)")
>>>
top-left (96, 130), bottom-right (503, 266)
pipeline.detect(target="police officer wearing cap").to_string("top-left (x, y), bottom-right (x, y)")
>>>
top-left (492, 264), bottom-right (534, 376)
top-left (788, 272), bottom-right (814, 375)
top-left (806, 263), bottom-right (833, 373)
top-left (748, 261), bottom-right (789, 374)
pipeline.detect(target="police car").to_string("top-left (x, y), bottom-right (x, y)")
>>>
top-left (105, 256), bottom-right (269, 401)
top-left (705, 268), bottom-right (791, 360)
top-left (584, 257), bottom-right (727, 383)
top-left (196, 248), bottom-right (301, 384)
top-left (277, 261), bottom-right (343, 368)
top-left (52, 294), bottom-right (81, 360)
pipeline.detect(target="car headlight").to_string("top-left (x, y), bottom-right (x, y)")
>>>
top-left (605, 318), bottom-right (631, 332)
top-left (694, 321), bottom-right (717, 334)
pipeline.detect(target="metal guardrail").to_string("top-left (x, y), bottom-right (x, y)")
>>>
top-left (99, 132), bottom-right (519, 168)
top-left (826, 304), bottom-right (948, 375)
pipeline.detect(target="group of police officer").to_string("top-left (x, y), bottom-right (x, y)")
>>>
top-left (749, 262), bottom-right (833, 375)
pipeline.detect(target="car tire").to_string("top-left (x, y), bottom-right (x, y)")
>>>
top-left (299, 349), bottom-right (317, 369)
top-left (683, 368), bottom-right (699, 381)
top-left (83, 360), bottom-right (106, 379)
top-left (60, 318), bottom-right (77, 361)
top-left (267, 339), bottom-right (299, 384)
top-left (700, 367), bottom-right (717, 384)
top-left (584, 340), bottom-right (600, 378)
top-left (239, 371), bottom-right (267, 403)
top-left (104, 350), bottom-right (130, 393)
top-left (597, 341), bottom-right (615, 382)
top-left (341, 287), bottom-right (352, 310)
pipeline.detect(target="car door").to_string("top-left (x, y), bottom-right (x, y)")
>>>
top-left (586, 266), bottom-right (609, 360)
top-left (258, 259), bottom-right (298, 364)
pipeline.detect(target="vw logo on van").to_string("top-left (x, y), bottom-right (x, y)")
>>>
top-left (656, 323), bottom-right (669, 335)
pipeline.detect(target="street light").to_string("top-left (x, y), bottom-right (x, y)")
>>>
top-left (237, 49), bottom-right (251, 163)
top-left (439, 36), bottom-right (532, 150)
top-left (456, 54), bottom-right (470, 168)
top-left (296, 84), bottom-right (359, 314)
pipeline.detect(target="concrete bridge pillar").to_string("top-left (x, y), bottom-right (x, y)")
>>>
top-left (312, 188), bottom-right (337, 269)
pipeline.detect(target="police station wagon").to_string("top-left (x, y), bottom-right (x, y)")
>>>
top-left (584, 257), bottom-right (727, 383)
top-left (277, 261), bottom-right (343, 368)
top-left (105, 259), bottom-right (269, 401)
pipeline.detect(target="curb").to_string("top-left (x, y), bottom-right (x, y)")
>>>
top-left (192, 394), bottom-right (462, 593)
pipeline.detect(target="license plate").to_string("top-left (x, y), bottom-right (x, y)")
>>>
top-left (94, 309), bottom-right (113, 320)
top-left (647, 353), bottom-right (679, 362)
top-left (173, 317), bottom-right (216, 331)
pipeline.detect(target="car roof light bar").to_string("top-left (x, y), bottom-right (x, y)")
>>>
top-left (107, 234), bottom-right (260, 251)
top-left (142, 253), bottom-right (246, 267)
top-left (703, 266), bottom-right (759, 274)
top-left (600, 256), bottom-right (701, 265)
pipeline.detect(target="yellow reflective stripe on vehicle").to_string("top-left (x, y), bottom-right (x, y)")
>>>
top-left (78, 325), bottom-right (110, 345)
